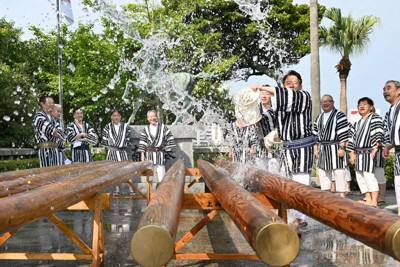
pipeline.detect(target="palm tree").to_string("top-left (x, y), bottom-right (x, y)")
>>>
top-left (321, 8), bottom-right (380, 116)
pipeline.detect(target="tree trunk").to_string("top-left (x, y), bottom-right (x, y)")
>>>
top-left (310, 0), bottom-right (321, 121)
top-left (336, 57), bottom-right (351, 116)
top-left (339, 75), bottom-right (348, 116)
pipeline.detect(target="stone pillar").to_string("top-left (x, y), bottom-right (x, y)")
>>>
top-left (129, 125), bottom-right (196, 169)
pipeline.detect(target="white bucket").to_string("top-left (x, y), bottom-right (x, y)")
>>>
top-left (234, 87), bottom-right (261, 126)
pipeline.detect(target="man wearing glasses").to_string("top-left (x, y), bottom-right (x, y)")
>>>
top-left (252, 70), bottom-right (316, 231)
top-left (313, 95), bottom-right (349, 198)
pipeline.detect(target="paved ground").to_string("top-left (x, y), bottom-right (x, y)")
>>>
top-left (1, 186), bottom-right (400, 267)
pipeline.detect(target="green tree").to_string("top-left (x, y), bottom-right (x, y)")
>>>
top-left (321, 8), bottom-right (380, 115)
top-left (0, 19), bottom-right (40, 147)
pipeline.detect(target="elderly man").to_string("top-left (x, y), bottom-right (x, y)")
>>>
top-left (313, 95), bottom-right (349, 197)
top-left (382, 80), bottom-right (400, 215)
top-left (33, 96), bottom-right (64, 167)
top-left (252, 70), bottom-right (316, 230)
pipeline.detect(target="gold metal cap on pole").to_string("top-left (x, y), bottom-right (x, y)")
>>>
top-left (131, 225), bottom-right (174, 267)
top-left (256, 222), bottom-right (300, 266)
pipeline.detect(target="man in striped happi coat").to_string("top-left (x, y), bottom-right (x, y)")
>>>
top-left (138, 110), bottom-right (175, 183)
top-left (382, 80), bottom-right (400, 215)
top-left (257, 90), bottom-right (277, 159)
top-left (313, 95), bottom-right (349, 197)
top-left (33, 96), bottom-right (65, 167)
top-left (348, 97), bottom-right (384, 208)
top-left (67, 108), bottom-right (98, 162)
top-left (252, 70), bottom-right (316, 230)
top-left (101, 109), bottom-right (132, 195)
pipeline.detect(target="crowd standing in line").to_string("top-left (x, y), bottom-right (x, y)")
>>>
top-left (33, 78), bottom-right (400, 217)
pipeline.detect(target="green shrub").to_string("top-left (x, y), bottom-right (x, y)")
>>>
top-left (193, 151), bottom-right (229, 167)
top-left (0, 158), bottom-right (40, 173)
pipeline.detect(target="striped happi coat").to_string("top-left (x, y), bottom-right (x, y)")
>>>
top-left (101, 122), bottom-right (131, 162)
top-left (313, 108), bottom-right (349, 170)
top-left (257, 103), bottom-right (276, 158)
top-left (383, 100), bottom-right (400, 175)
top-left (67, 121), bottom-right (98, 162)
top-left (33, 110), bottom-right (65, 167)
top-left (348, 113), bottom-right (384, 173)
top-left (138, 123), bottom-right (175, 165)
top-left (271, 87), bottom-right (315, 176)
top-left (228, 122), bottom-right (260, 163)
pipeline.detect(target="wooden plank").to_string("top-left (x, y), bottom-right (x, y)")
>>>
top-left (47, 214), bottom-right (92, 255)
top-left (91, 198), bottom-right (102, 267)
top-left (0, 229), bottom-right (18, 246)
top-left (67, 193), bottom-right (110, 210)
top-left (0, 253), bottom-right (93, 260)
top-left (181, 193), bottom-right (221, 210)
top-left (172, 253), bottom-right (260, 260)
top-left (175, 210), bottom-right (219, 253)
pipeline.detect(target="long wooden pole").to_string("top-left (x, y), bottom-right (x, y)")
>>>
top-left (221, 165), bottom-right (400, 261)
top-left (198, 160), bottom-right (299, 267)
top-left (131, 160), bottom-right (186, 267)
top-left (0, 161), bottom-right (113, 197)
top-left (0, 161), bottom-right (109, 182)
top-left (0, 160), bottom-right (152, 234)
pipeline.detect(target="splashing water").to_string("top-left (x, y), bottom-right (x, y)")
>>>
top-left (84, 0), bottom-right (289, 181)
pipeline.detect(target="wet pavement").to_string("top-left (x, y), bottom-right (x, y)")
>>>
top-left (1, 186), bottom-right (400, 267)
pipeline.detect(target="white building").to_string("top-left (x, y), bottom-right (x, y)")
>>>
top-left (348, 108), bottom-right (381, 124)
top-left (195, 124), bottom-right (224, 146)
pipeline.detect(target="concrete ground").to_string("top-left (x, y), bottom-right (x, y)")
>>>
top-left (1, 186), bottom-right (400, 267)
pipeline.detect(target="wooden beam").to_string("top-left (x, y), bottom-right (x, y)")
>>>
top-left (131, 160), bottom-right (186, 267)
top-left (198, 160), bottom-right (299, 267)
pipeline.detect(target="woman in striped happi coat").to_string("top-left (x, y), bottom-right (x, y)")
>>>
top-left (348, 97), bottom-right (384, 207)
top-left (67, 108), bottom-right (98, 163)
top-left (33, 96), bottom-right (65, 167)
top-left (101, 109), bottom-right (132, 195)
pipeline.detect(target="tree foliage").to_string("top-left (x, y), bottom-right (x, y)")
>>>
top-left (0, 0), bottom-right (325, 147)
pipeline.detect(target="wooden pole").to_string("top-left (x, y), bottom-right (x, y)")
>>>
top-left (197, 160), bottom-right (299, 267)
top-left (0, 161), bottom-right (109, 182)
top-left (0, 160), bottom-right (152, 234)
top-left (222, 165), bottom-right (400, 261)
top-left (131, 160), bottom-right (186, 267)
top-left (0, 161), bottom-right (114, 197)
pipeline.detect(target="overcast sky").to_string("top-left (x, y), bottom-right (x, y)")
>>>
top-left (2, 0), bottom-right (399, 116)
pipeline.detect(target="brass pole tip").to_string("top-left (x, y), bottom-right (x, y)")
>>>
top-left (256, 222), bottom-right (300, 266)
top-left (385, 220), bottom-right (400, 260)
top-left (131, 225), bottom-right (174, 267)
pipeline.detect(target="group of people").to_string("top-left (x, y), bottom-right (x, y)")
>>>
top-left (229, 71), bottom-right (400, 232)
top-left (33, 97), bottom-right (176, 196)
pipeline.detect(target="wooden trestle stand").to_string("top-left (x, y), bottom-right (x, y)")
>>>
top-left (2, 159), bottom-right (400, 267)
top-left (0, 160), bottom-right (152, 267)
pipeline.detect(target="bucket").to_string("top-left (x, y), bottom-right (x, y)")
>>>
top-left (234, 87), bottom-right (261, 126)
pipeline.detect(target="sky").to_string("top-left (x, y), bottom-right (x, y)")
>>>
top-left (1, 0), bottom-right (399, 116)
